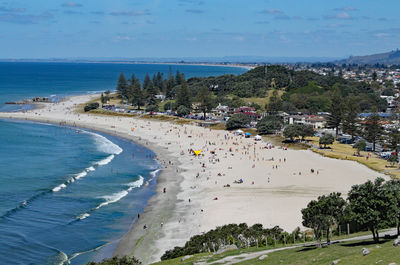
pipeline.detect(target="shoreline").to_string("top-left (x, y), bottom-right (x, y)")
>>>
top-left (0, 113), bottom-right (183, 264)
top-left (0, 94), bottom-right (388, 264)
top-left (0, 60), bottom-right (254, 70)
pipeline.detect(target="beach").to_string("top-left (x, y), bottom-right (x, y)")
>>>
top-left (0, 94), bottom-right (386, 264)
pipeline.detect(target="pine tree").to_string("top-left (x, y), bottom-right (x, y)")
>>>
top-left (116, 73), bottom-right (128, 101)
top-left (175, 71), bottom-right (185, 85)
top-left (342, 95), bottom-right (360, 141)
top-left (166, 72), bottom-right (175, 99)
top-left (175, 80), bottom-right (191, 110)
top-left (131, 79), bottom-right (144, 110)
top-left (196, 86), bottom-right (214, 120)
top-left (326, 85), bottom-right (344, 138)
top-left (364, 110), bottom-right (383, 152)
top-left (143, 73), bottom-right (152, 91)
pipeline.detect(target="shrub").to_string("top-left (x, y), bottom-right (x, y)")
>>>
top-left (256, 115), bottom-right (282, 134)
top-left (226, 113), bottom-right (251, 130)
top-left (84, 102), bottom-right (99, 112)
top-left (177, 105), bottom-right (190, 117)
top-left (319, 134), bottom-right (334, 148)
top-left (86, 256), bottom-right (142, 265)
top-left (145, 104), bottom-right (159, 113)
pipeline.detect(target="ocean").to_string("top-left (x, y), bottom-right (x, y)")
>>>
top-left (0, 62), bottom-right (246, 265)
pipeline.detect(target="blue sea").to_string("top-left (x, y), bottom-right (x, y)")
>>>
top-left (0, 62), bottom-right (246, 265)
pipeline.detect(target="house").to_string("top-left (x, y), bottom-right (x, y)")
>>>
top-left (285, 114), bottom-right (326, 129)
top-left (234, 106), bottom-right (261, 121)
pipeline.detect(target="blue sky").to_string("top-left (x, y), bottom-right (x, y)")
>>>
top-left (0, 0), bottom-right (399, 59)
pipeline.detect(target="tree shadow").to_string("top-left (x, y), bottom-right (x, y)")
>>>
top-left (340, 239), bottom-right (391, 247)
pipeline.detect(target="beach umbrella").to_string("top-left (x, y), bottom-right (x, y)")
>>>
top-left (254, 135), bottom-right (262, 141)
top-left (236, 129), bottom-right (244, 134)
top-left (245, 132), bottom-right (252, 136)
top-left (193, 150), bottom-right (202, 156)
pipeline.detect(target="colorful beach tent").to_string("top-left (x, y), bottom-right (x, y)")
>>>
top-left (193, 150), bottom-right (202, 156)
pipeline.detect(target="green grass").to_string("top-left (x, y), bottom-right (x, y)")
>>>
top-left (236, 238), bottom-right (400, 265)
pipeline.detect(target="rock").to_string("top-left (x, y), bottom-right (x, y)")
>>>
top-left (332, 259), bottom-right (340, 265)
top-left (258, 255), bottom-right (268, 261)
top-left (215, 244), bottom-right (238, 254)
top-left (394, 238), bottom-right (400, 247)
top-left (362, 248), bottom-right (370, 256)
top-left (181, 255), bottom-right (193, 261)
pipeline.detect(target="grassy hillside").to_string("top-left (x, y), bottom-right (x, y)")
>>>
top-left (151, 237), bottom-right (399, 265)
top-left (339, 49), bottom-right (400, 65)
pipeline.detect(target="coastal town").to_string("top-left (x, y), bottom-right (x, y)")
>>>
top-left (3, 0), bottom-right (400, 264)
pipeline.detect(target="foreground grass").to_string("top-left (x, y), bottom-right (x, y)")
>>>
top-left (152, 235), bottom-right (399, 265)
top-left (237, 238), bottom-right (400, 265)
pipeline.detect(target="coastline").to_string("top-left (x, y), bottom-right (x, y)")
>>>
top-left (0, 94), bottom-right (388, 264)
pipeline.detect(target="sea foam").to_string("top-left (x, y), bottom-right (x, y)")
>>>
top-left (83, 131), bottom-right (123, 155)
top-left (95, 155), bottom-right (114, 166)
top-left (52, 184), bottom-right (67, 192)
top-left (95, 176), bottom-right (144, 210)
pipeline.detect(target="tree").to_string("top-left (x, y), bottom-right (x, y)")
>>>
top-left (319, 134), bottom-right (334, 148)
top-left (177, 105), bottom-right (190, 117)
top-left (347, 178), bottom-right (398, 243)
top-left (363, 112), bottom-right (383, 152)
top-left (283, 124), bottom-right (300, 141)
top-left (143, 73), bottom-right (152, 90)
top-left (175, 81), bottom-right (192, 110)
top-left (196, 86), bottom-right (215, 120)
top-left (226, 114), bottom-right (250, 130)
top-left (353, 140), bottom-right (366, 156)
top-left (130, 75), bottom-right (144, 109)
top-left (116, 73), bottom-right (128, 101)
top-left (84, 102), bottom-right (99, 112)
top-left (256, 115), bottom-right (282, 135)
top-left (302, 193), bottom-right (346, 247)
top-left (388, 129), bottom-right (400, 154)
top-left (326, 86), bottom-right (344, 138)
top-left (385, 180), bottom-right (400, 236)
top-left (298, 124), bottom-right (314, 141)
top-left (388, 154), bottom-right (399, 167)
top-left (146, 104), bottom-right (159, 113)
top-left (175, 71), bottom-right (185, 85)
top-left (166, 72), bottom-right (175, 99)
top-left (266, 90), bottom-right (282, 113)
top-left (86, 256), bottom-right (142, 265)
top-left (342, 96), bottom-right (360, 140)
top-left (372, 71), bottom-right (378, 81)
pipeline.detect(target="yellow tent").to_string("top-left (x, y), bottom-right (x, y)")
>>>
top-left (193, 150), bottom-right (202, 156)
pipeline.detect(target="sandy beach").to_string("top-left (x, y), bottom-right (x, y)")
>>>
top-left (0, 95), bottom-right (386, 264)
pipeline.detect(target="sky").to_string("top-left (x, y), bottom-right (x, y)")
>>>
top-left (0, 0), bottom-right (399, 59)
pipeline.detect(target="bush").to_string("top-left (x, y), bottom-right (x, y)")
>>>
top-left (145, 104), bottom-right (159, 113)
top-left (256, 115), bottom-right (282, 134)
top-left (177, 105), bottom-right (190, 117)
top-left (86, 256), bottom-right (142, 265)
top-left (161, 223), bottom-right (289, 261)
top-left (226, 113), bottom-right (251, 130)
top-left (84, 102), bottom-right (99, 112)
top-left (283, 124), bottom-right (300, 141)
top-left (353, 140), bottom-right (366, 155)
top-left (319, 134), bottom-right (334, 148)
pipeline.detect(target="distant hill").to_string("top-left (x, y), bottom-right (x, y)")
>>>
top-left (338, 49), bottom-right (400, 65)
